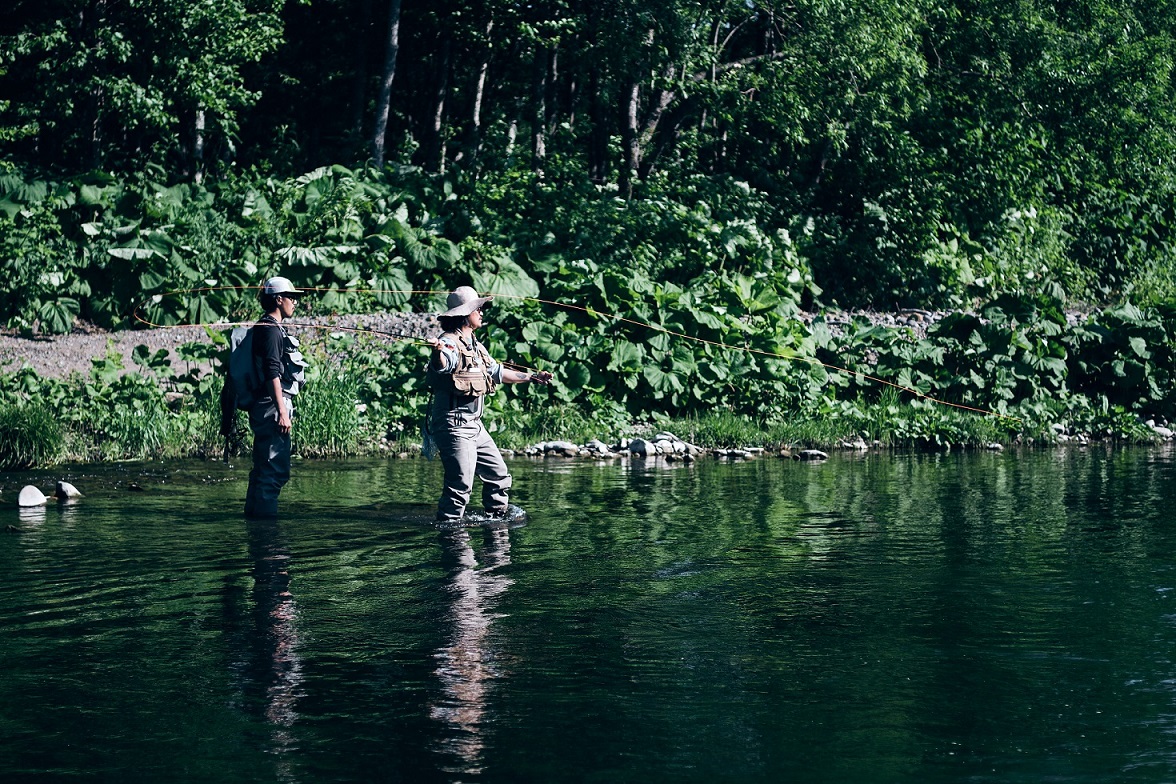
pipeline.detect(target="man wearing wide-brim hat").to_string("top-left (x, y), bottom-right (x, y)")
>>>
top-left (426, 286), bottom-right (552, 523)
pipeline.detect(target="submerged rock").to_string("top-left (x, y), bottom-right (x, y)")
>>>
top-left (18, 486), bottom-right (48, 507)
top-left (583, 439), bottom-right (613, 455)
top-left (545, 440), bottom-right (579, 455)
top-left (628, 438), bottom-right (651, 457)
top-left (55, 481), bottom-right (82, 500)
top-left (798, 450), bottom-right (829, 462)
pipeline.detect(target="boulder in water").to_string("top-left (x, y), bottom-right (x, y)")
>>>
top-left (18, 486), bottom-right (48, 507)
top-left (628, 438), bottom-right (650, 457)
top-left (55, 481), bottom-right (83, 500)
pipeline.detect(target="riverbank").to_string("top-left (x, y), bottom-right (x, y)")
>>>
top-left (1, 304), bottom-right (1172, 471)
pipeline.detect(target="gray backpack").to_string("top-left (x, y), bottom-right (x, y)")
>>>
top-left (227, 326), bottom-right (260, 411)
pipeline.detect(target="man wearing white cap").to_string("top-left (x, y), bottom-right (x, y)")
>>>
top-left (427, 285), bottom-right (552, 522)
top-left (245, 277), bottom-right (309, 518)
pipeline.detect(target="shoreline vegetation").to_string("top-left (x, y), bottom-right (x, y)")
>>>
top-left (1, 300), bottom-right (1173, 471)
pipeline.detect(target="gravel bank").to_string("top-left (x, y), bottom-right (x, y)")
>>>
top-left (0, 312), bottom-right (440, 379)
top-left (0, 308), bottom-right (1089, 380)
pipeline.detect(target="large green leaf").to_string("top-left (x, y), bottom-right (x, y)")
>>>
top-left (608, 341), bottom-right (646, 371)
top-left (37, 298), bottom-right (79, 334)
top-left (471, 254), bottom-right (540, 299)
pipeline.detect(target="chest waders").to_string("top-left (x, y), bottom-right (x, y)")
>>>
top-left (426, 333), bottom-right (512, 522)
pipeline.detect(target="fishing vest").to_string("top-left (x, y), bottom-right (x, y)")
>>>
top-left (253, 317), bottom-right (308, 401)
top-left (431, 332), bottom-right (496, 406)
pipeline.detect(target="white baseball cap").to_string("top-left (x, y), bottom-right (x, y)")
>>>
top-left (261, 277), bottom-right (303, 296)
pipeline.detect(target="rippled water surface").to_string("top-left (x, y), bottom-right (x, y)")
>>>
top-left (3, 448), bottom-right (1176, 782)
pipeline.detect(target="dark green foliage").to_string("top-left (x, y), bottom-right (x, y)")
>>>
top-left (4, 0), bottom-right (1176, 308)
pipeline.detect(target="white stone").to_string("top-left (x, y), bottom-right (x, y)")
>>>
top-left (653, 432), bottom-right (680, 443)
top-left (18, 486), bottom-right (48, 507)
top-left (1153, 426), bottom-right (1174, 439)
top-left (986, 443), bottom-right (1004, 451)
top-left (547, 440), bottom-right (578, 453)
top-left (798, 450), bottom-right (828, 461)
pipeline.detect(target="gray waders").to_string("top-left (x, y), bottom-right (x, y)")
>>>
top-left (433, 418), bottom-right (512, 522)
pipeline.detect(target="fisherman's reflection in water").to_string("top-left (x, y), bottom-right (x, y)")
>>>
top-left (429, 524), bottom-right (515, 775)
top-left (230, 517), bottom-right (304, 772)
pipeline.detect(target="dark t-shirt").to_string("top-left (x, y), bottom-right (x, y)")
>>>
top-left (252, 316), bottom-right (285, 392)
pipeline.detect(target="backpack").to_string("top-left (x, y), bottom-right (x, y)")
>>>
top-left (227, 326), bottom-right (260, 411)
top-left (218, 326), bottom-right (259, 439)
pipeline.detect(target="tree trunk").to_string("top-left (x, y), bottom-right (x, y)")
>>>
top-left (193, 108), bottom-right (205, 184)
top-left (546, 45), bottom-right (559, 133)
top-left (455, 19), bottom-right (493, 171)
top-left (370, 0), bottom-right (403, 167)
top-left (81, 0), bottom-right (108, 170)
top-left (620, 80), bottom-right (640, 197)
top-left (505, 116), bottom-right (519, 163)
top-left (428, 35), bottom-right (451, 172)
top-left (531, 43), bottom-right (548, 174)
top-left (587, 67), bottom-right (607, 184)
top-left (350, 0), bottom-right (374, 143)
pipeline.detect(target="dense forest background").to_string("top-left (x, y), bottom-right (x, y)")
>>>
top-left (6, 0), bottom-right (1176, 309)
top-left (2, 0), bottom-right (1176, 453)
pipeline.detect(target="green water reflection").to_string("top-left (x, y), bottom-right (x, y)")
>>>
top-left (1, 447), bottom-right (1175, 782)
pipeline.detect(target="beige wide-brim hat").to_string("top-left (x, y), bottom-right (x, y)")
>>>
top-left (440, 286), bottom-right (492, 317)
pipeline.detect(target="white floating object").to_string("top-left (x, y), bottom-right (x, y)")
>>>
top-left (18, 486), bottom-right (48, 507)
top-left (56, 481), bottom-right (83, 500)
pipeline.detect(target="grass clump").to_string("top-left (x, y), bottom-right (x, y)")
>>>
top-left (0, 402), bottom-right (62, 469)
top-left (295, 371), bottom-right (361, 457)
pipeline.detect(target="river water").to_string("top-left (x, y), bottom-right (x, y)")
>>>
top-left (2, 447), bottom-right (1176, 782)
